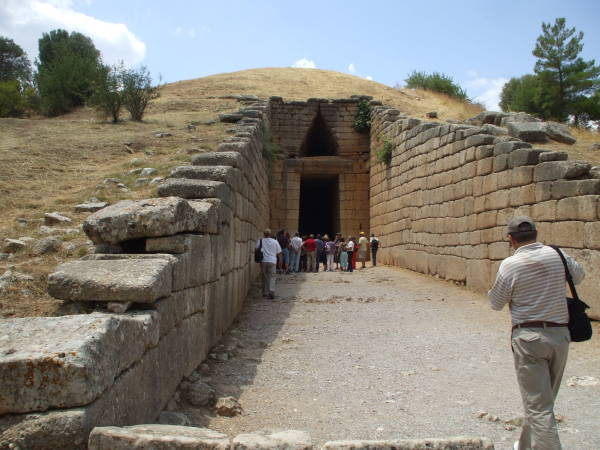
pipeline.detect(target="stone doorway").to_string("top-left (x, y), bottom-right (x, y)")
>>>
top-left (298, 174), bottom-right (339, 238)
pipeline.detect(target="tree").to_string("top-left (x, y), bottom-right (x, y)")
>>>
top-left (533, 17), bottom-right (600, 120)
top-left (121, 65), bottom-right (160, 121)
top-left (499, 74), bottom-right (552, 116)
top-left (35, 29), bottom-right (103, 116)
top-left (0, 36), bottom-right (32, 86)
top-left (90, 63), bottom-right (124, 123)
top-left (404, 70), bottom-right (468, 101)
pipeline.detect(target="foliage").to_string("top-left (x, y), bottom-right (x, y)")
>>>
top-left (404, 70), bottom-right (468, 101)
top-left (353, 100), bottom-right (371, 132)
top-left (121, 65), bottom-right (160, 121)
top-left (531, 17), bottom-right (600, 121)
top-left (500, 74), bottom-right (547, 116)
top-left (376, 140), bottom-right (393, 165)
top-left (90, 63), bottom-right (125, 123)
top-left (35, 29), bottom-right (103, 116)
top-left (0, 80), bottom-right (27, 117)
top-left (0, 36), bottom-right (32, 85)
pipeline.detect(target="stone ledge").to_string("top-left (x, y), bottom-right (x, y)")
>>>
top-left (322, 437), bottom-right (494, 450)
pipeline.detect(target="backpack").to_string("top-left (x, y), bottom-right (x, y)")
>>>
top-left (254, 239), bottom-right (263, 263)
top-left (371, 238), bottom-right (379, 250)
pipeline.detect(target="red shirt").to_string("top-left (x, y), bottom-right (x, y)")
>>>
top-left (303, 238), bottom-right (316, 252)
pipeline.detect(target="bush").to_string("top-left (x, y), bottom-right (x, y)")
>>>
top-left (353, 100), bottom-right (371, 132)
top-left (405, 70), bottom-right (468, 101)
top-left (121, 65), bottom-right (160, 121)
top-left (0, 80), bottom-right (27, 117)
top-left (90, 63), bottom-right (124, 123)
top-left (376, 140), bottom-right (393, 165)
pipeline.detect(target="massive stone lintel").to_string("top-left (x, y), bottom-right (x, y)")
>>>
top-left (83, 197), bottom-right (212, 245)
top-left (48, 258), bottom-right (173, 303)
top-left (285, 156), bottom-right (354, 174)
top-left (0, 312), bottom-right (158, 415)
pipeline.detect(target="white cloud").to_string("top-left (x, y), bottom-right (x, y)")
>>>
top-left (292, 58), bottom-right (316, 69)
top-left (365, 75), bottom-right (373, 81)
top-left (464, 76), bottom-right (508, 111)
top-left (0, 0), bottom-right (146, 66)
top-left (175, 26), bottom-right (196, 39)
top-left (348, 63), bottom-right (356, 74)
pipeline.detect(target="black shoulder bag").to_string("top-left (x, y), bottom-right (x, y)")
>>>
top-left (551, 245), bottom-right (593, 342)
top-left (254, 239), bottom-right (263, 263)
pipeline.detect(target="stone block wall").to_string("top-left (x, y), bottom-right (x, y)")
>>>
top-left (268, 97), bottom-right (371, 237)
top-left (0, 101), bottom-right (271, 448)
top-left (369, 106), bottom-right (600, 319)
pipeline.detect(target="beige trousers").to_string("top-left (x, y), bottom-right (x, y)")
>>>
top-left (512, 326), bottom-right (570, 450)
top-left (260, 262), bottom-right (276, 296)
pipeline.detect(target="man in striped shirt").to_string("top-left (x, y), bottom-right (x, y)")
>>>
top-left (488, 216), bottom-right (585, 450)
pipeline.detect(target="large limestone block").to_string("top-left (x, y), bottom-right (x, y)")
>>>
top-left (89, 425), bottom-right (229, 450)
top-left (466, 259), bottom-right (492, 292)
top-left (493, 141), bottom-right (531, 156)
top-left (508, 148), bottom-right (547, 168)
top-left (233, 430), bottom-right (312, 450)
top-left (567, 248), bottom-right (600, 319)
top-left (322, 437), bottom-right (494, 450)
top-left (48, 258), bottom-right (172, 302)
top-left (152, 287), bottom-right (207, 337)
top-left (533, 160), bottom-right (591, 182)
top-left (0, 312), bottom-right (158, 414)
top-left (158, 179), bottom-right (233, 207)
top-left (83, 197), bottom-right (208, 244)
top-left (170, 165), bottom-right (242, 191)
top-left (507, 121), bottom-right (548, 142)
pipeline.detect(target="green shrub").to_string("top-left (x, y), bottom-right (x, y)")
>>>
top-left (376, 140), bottom-right (393, 165)
top-left (121, 65), bottom-right (160, 121)
top-left (353, 100), bottom-right (371, 132)
top-left (405, 70), bottom-right (468, 101)
top-left (0, 80), bottom-right (27, 117)
top-left (90, 63), bottom-right (124, 123)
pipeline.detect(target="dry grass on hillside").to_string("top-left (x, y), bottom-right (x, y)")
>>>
top-left (0, 67), bottom-right (598, 319)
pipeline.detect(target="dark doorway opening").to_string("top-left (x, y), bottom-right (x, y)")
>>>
top-left (300, 108), bottom-right (338, 157)
top-left (299, 175), bottom-right (339, 238)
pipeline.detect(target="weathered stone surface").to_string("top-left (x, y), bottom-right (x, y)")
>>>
top-left (219, 113), bottom-right (243, 123)
top-left (492, 141), bottom-right (531, 156)
top-left (170, 165), bottom-right (241, 191)
top-left (481, 124), bottom-right (507, 136)
top-left (157, 411), bottom-right (191, 427)
top-left (465, 134), bottom-right (495, 148)
top-left (500, 111), bottom-right (540, 127)
top-left (75, 202), bottom-right (109, 213)
top-left (140, 167), bottom-right (157, 177)
top-left (0, 312), bottom-right (158, 414)
top-left (31, 237), bottom-right (62, 255)
top-left (158, 179), bottom-right (232, 207)
top-left (545, 121), bottom-right (576, 144)
top-left (48, 258), bottom-right (172, 302)
top-left (534, 161), bottom-right (592, 182)
top-left (507, 121), bottom-right (548, 143)
top-left (508, 148), bottom-right (547, 168)
top-left (181, 380), bottom-right (215, 407)
top-left (89, 425), bottom-right (230, 450)
top-left (322, 437), bottom-right (494, 450)
top-left (538, 151), bottom-right (568, 162)
top-left (44, 212), bottom-right (72, 225)
top-left (233, 430), bottom-right (312, 450)
top-left (191, 151), bottom-right (244, 169)
top-left (83, 197), bottom-right (204, 244)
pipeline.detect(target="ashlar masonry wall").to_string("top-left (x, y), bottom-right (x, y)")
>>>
top-left (369, 106), bottom-right (600, 319)
top-left (0, 100), bottom-right (271, 449)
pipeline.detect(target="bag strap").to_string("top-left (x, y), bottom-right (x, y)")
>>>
top-left (550, 245), bottom-right (580, 301)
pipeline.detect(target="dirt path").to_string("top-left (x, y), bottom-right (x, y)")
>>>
top-left (181, 265), bottom-right (600, 450)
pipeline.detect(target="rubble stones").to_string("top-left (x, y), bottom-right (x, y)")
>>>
top-left (534, 161), bottom-right (592, 182)
top-left (215, 396), bottom-right (242, 417)
top-left (75, 202), bottom-right (109, 213)
top-left (83, 197), bottom-right (209, 244)
top-left (181, 380), bottom-right (215, 407)
top-left (140, 168), bottom-right (157, 177)
top-left (88, 425), bottom-right (230, 450)
top-left (3, 239), bottom-right (26, 253)
top-left (47, 258), bottom-right (173, 302)
top-left (31, 237), bottom-right (62, 255)
top-left (44, 212), bottom-right (72, 226)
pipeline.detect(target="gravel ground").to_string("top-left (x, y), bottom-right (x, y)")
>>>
top-left (179, 265), bottom-right (600, 450)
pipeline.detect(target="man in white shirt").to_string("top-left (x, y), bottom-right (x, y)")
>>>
top-left (488, 216), bottom-right (585, 450)
top-left (289, 232), bottom-right (303, 273)
top-left (256, 228), bottom-right (282, 299)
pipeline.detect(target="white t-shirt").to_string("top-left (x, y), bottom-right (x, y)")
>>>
top-left (346, 240), bottom-right (355, 251)
top-left (290, 236), bottom-right (303, 251)
top-left (256, 237), bottom-right (282, 264)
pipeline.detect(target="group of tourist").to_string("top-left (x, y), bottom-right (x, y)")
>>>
top-left (273, 230), bottom-right (379, 274)
top-left (254, 228), bottom-right (379, 299)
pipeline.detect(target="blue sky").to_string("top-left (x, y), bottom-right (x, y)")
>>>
top-left (1, 0), bottom-right (599, 109)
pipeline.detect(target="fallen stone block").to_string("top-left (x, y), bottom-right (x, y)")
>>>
top-left (508, 148), bottom-right (547, 168)
top-left (545, 121), bottom-right (576, 144)
top-left (322, 437), bottom-right (494, 450)
top-left (88, 425), bottom-right (230, 450)
top-left (0, 312), bottom-right (158, 414)
top-left (538, 151), bottom-right (568, 162)
top-left (534, 161), bottom-right (592, 182)
top-left (44, 212), bottom-right (72, 226)
top-left (158, 179), bottom-right (233, 208)
top-left (233, 430), bottom-right (312, 450)
top-left (3, 238), bottom-right (26, 253)
top-left (83, 197), bottom-right (206, 245)
top-left (507, 121), bottom-right (548, 143)
top-left (48, 258), bottom-right (172, 302)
